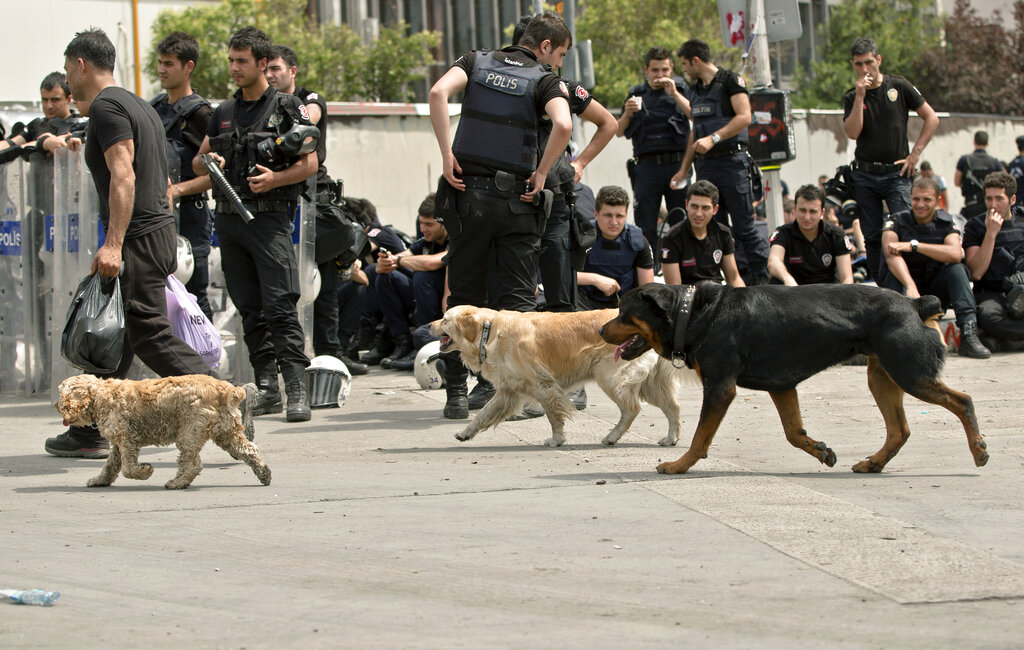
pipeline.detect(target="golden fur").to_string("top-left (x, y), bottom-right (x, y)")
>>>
top-left (56, 374), bottom-right (271, 489)
top-left (431, 306), bottom-right (697, 447)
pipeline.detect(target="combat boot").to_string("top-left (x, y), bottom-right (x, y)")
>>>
top-left (346, 324), bottom-right (376, 360)
top-left (958, 320), bottom-right (992, 359)
top-left (252, 374), bottom-right (282, 416)
top-left (360, 328), bottom-right (394, 366)
top-left (381, 332), bottom-right (414, 369)
top-left (441, 352), bottom-right (469, 419)
top-left (285, 377), bottom-right (311, 422)
top-left (467, 376), bottom-right (495, 410)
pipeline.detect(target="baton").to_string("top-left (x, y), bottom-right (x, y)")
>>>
top-left (201, 154), bottom-right (254, 223)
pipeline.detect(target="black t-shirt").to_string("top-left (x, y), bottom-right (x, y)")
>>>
top-left (882, 209), bottom-right (958, 285)
top-left (294, 86), bottom-right (330, 186)
top-left (956, 150), bottom-right (1004, 203)
top-left (409, 236), bottom-right (448, 257)
top-left (660, 217), bottom-right (735, 285)
top-left (770, 220), bottom-right (851, 285)
top-left (85, 86), bottom-right (174, 238)
top-left (962, 206), bottom-right (1024, 291)
top-left (843, 75), bottom-right (925, 163)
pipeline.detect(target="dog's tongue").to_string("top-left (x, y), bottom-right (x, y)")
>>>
top-left (614, 339), bottom-right (630, 362)
top-left (62, 419), bottom-right (68, 426)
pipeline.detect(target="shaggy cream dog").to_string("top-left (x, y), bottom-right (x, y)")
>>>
top-left (431, 306), bottom-right (696, 447)
top-left (56, 374), bottom-right (271, 489)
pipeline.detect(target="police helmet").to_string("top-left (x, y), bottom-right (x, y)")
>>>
top-left (305, 355), bottom-right (352, 408)
top-left (174, 235), bottom-right (194, 285)
top-left (414, 340), bottom-right (446, 390)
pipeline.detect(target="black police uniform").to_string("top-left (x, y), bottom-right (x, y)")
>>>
top-left (206, 85), bottom-right (315, 385)
top-left (689, 68), bottom-right (766, 281)
top-left (956, 149), bottom-right (1004, 220)
top-left (769, 220), bottom-right (851, 285)
top-left (579, 222), bottom-right (653, 309)
top-left (1009, 154), bottom-right (1024, 207)
top-left (963, 205), bottom-right (1024, 341)
top-left (622, 77), bottom-right (690, 252)
top-left (880, 209), bottom-right (978, 326)
top-left (151, 92), bottom-right (214, 319)
top-left (660, 217), bottom-right (735, 285)
top-left (842, 75), bottom-right (925, 281)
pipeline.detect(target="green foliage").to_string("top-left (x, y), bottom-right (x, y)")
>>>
top-left (791, 0), bottom-right (942, 109)
top-left (145, 0), bottom-right (439, 101)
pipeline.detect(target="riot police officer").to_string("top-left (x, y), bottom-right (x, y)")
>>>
top-left (193, 27), bottom-right (319, 422)
top-left (955, 131), bottom-right (1005, 222)
top-left (1009, 136), bottom-right (1024, 208)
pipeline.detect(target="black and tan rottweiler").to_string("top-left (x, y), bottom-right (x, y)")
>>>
top-left (599, 282), bottom-right (989, 474)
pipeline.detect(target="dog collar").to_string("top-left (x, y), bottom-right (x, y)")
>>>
top-left (669, 285), bottom-right (697, 364)
top-left (479, 320), bottom-right (492, 364)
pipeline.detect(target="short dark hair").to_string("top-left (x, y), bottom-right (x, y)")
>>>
top-left (850, 38), bottom-right (878, 59)
top-left (794, 183), bottom-right (825, 207)
top-left (418, 193), bottom-right (436, 218)
top-left (783, 197), bottom-right (795, 213)
top-left (595, 185), bottom-right (629, 211)
top-left (40, 72), bottom-right (70, 97)
top-left (644, 47), bottom-right (673, 67)
top-left (512, 14), bottom-right (532, 46)
top-left (974, 130), bottom-right (989, 147)
top-left (270, 44), bottom-right (299, 70)
top-left (1017, 135), bottom-right (1024, 152)
top-left (919, 160), bottom-right (933, 171)
top-left (519, 11), bottom-right (572, 50)
top-left (229, 26), bottom-right (272, 63)
top-left (687, 179), bottom-right (719, 206)
top-left (64, 28), bottom-right (116, 72)
top-left (677, 39), bottom-right (711, 63)
top-left (983, 171), bottom-right (1017, 199)
top-left (157, 31), bottom-right (200, 67)
top-left (911, 176), bottom-right (941, 196)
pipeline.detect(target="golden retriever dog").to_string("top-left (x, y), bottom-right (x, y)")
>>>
top-left (56, 374), bottom-right (271, 489)
top-left (430, 306), bottom-right (695, 447)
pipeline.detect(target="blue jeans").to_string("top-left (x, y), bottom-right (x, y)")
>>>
top-left (852, 169), bottom-right (911, 280)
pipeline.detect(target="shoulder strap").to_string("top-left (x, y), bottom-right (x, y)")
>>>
top-left (157, 94), bottom-right (210, 135)
top-left (149, 93), bottom-right (168, 108)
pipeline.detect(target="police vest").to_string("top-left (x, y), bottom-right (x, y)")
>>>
top-left (207, 88), bottom-right (306, 203)
top-left (961, 151), bottom-right (1003, 206)
top-left (452, 50), bottom-right (546, 177)
top-left (150, 93), bottom-right (210, 183)
top-left (978, 207), bottom-right (1024, 290)
top-left (583, 223), bottom-right (645, 301)
top-left (624, 82), bottom-right (689, 156)
top-left (690, 74), bottom-right (746, 147)
top-left (1009, 156), bottom-right (1024, 205)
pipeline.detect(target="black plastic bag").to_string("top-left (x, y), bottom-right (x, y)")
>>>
top-left (61, 273), bottom-right (125, 375)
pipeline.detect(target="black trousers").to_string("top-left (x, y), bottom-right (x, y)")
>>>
top-left (215, 209), bottom-right (308, 381)
top-left (881, 262), bottom-right (978, 326)
top-left (537, 198), bottom-right (576, 312)
top-left (179, 197), bottom-right (213, 320)
top-left (313, 259), bottom-right (340, 357)
top-left (976, 290), bottom-right (1024, 341)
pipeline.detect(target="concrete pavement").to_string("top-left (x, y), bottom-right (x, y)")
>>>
top-left (2, 351), bottom-right (1023, 648)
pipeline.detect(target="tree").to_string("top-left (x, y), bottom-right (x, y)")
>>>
top-left (357, 22), bottom-right (442, 102)
top-left (912, 0), bottom-right (1024, 116)
top-left (792, 0), bottom-right (942, 110)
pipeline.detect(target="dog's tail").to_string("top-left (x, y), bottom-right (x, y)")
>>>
top-left (913, 295), bottom-right (944, 338)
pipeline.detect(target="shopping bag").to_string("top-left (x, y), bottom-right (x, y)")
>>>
top-left (61, 273), bottom-right (125, 375)
top-left (164, 275), bottom-right (222, 367)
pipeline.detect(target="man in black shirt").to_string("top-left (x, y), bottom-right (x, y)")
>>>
top-left (660, 180), bottom-right (745, 287)
top-left (955, 131), bottom-right (1005, 222)
top-left (577, 185), bottom-right (654, 309)
top-left (1008, 136), bottom-right (1024, 208)
top-left (882, 176), bottom-right (990, 358)
top-left (768, 184), bottom-right (853, 285)
top-left (843, 37), bottom-right (939, 284)
top-left (46, 29), bottom-right (216, 458)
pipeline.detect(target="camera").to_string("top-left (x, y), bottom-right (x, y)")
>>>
top-left (254, 123), bottom-right (320, 168)
top-left (824, 164), bottom-right (859, 225)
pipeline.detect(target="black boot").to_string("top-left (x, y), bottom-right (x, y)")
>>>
top-left (340, 355), bottom-right (368, 375)
top-left (958, 320), bottom-right (992, 359)
top-left (44, 425), bottom-right (109, 458)
top-left (252, 374), bottom-right (282, 416)
top-left (389, 347), bottom-right (419, 371)
top-left (467, 376), bottom-right (495, 410)
top-left (360, 327), bottom-right (395, 366)
top-left (381, 332), bottom-right (414, 369)
top-left (441, 352), bottom-right (469, 419)
top-left (346, 324), bottom-right (376, 360)
top-left (285, 377), bottom-right (311, 422)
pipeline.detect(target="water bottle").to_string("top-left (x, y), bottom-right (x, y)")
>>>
top-left (1, 588), bottom-right (60, 606)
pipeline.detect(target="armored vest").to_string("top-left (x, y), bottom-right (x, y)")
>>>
top-left (150, 93), bottom-right (210, 184)
top-left (583, 223), bottom-right (646, 302)
top-left (624, 82), bottom-right (690, 156)
top-left (452, 50), bottom-right (547, 177)
top-left (961, 151), bottom-right (1003, 213)
top-left (977, 207), bottom-right (1024, 290)
top-left (690, 74), bottom-right (747, 147)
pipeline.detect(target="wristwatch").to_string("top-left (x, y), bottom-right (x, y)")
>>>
top-left (711, 133), bottom-right (721, 145)
top-left (910, 239), bottom-right (919, 252)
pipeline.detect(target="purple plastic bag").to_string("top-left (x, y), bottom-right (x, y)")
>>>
top-left (164, 275), bottom-right (222, 367)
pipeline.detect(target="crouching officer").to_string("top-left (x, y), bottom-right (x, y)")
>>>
top-left (193, 27), bottom-right (319, 422)
top-left (428, 11), bottom-right (573, 419)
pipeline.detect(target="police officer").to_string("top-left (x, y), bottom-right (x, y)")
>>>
top-left (577, 185), bottom-right (654, 309)
top-left (660, 180), bottom-right (745, 287)
top-left (1009, 136), bottom-right (1024, 208)
top-left (428, 12), bottom-right (572, 419)
top-left (151, 31), bottom-right (215, 320)
top-left (768, 184), bottom-right (854, 286)
top-left (881, 176), bottom-right (990, 358)
top-left (618, 46), bottom-right (691, 258)
top-left (193, 27), bottom-right (319, 422)
top-left (955, 131), bottom-right (1006, 222)
top-left (672, 39), bottom-right (768, 284)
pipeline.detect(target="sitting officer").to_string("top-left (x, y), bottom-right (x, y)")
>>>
top-left (881, 176), bottom-right (990, 358)
top-left (577, 185), bottom-right (655, 309)
top-left (767, 184), bottom-right (854, 285)
top-left (963, 171), bottom-right (1024, 351)
top-left (659, 180), bottom-right (745, 287)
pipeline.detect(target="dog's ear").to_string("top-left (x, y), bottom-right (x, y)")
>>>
top-left (453, 308), bottom-right (482, 344)
top-left (641, 285), bottom-right (678, 317)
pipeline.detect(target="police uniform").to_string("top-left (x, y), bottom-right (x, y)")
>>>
top-left (963, 205), bottom-right (1024, 341)
top-left (956, 149), bottom-right (1004, 220)
top-left (660, 217), bottom-right (735, 285)
top-left (151, 92), bottom-right (214, 319)
top-left (689, 67), bottom-right (767, 281)
top-left (206, 84), bottom-right (315, 387)
top-left (622, 77), bottom-right (690, 251)
top-left (579, 222), bottom-right (653, 309)
top-left (769, 220), bottom-right (851, 285)
top-left (843, 75), bottom-right (925, 281)
top-left (1009, 154), bottom-right (1024, 207)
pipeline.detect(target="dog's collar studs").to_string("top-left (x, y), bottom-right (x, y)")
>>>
top-left (479, 320), bottom-right (492, 364)
top-left (670, 285), bottom-right (697, 363)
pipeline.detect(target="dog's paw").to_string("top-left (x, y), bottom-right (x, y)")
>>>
top-left (656, 460), bottom-right (689, 474)
top-left (851, 457), bottom-right (883, 473)
top-left (86, 477), bottom-right (111, 488)
top-left (812, 441), bottom-right (837, 467)
top-left (139, 463), bottom-right (154, 479)
top-left (164, 480), bottom-right (191, 489)
top-left (972, 439), bottom-right (990, 467)
top-left (658, 436), bottom-right (678, 447)
top-left (543, 437), bottom-right (565, 448)
top-left (454, 430), bottom-right (475, 442)
top-left (601, 433), bottom-right (620, 446)
top-left (256, 465), bottom-right (272, 486)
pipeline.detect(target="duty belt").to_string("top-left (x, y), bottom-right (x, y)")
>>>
top-left (696, 143), bottom-right (747, 160)
top-left (852, 160), bottom-right (902, 175)
top-left (217, 199), bottom-right (295, 215)
top-left (634, 151), bottom-right (683, 165)
top-left (462, 175), bottom-right (531, 196)
top-left (179, 192), bottom-right (209, 202)
top-left (548, 182), bottom-right (572, 203)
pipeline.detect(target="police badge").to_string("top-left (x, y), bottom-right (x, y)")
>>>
top-left (267, 113), bottom-right (284, 128)
top-left (713, 249), bottom-right (723, 264)
top-left (822, 253), bottom-right (833, 266)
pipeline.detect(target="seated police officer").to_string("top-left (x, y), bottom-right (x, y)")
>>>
top-left (577, 185), bottom-right (655, 309)
top-left (768, 184), bottom-right (854, 286)
top-left (660, 180), bottom-right (745, 287)
top-left (351, 215), bottom-right (410, 365)
top-left (193, 27), bottom-right (319, 422)
top-left (881, 175), bottom-right (990, 358)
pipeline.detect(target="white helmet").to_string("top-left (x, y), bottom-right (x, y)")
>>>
top-left (414, 340), bottom-right (446, 390)
top-left (174, 235), bottom-right (194, 285)
top-left (305, 355), bottom-right (352, 408)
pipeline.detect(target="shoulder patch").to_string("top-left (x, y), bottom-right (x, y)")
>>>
top-left (883, 219), bottom-right (895, 230)
top-left (769, 230), bottom-right (779, 243)
top-left (736, 75), bottom-right (746, 88)
top-left (305, 92), bottom-right (319, 102)
top-left (367, 228), bottom-right (381, 238)
top-left (575, 86), bottom-right (589, 101)
top-left (559, 81), bottom-right (569, 96)
top-left (298, 103), bottom-right (310, 120)
top-left (844, 235), bottom-right (853, 251)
